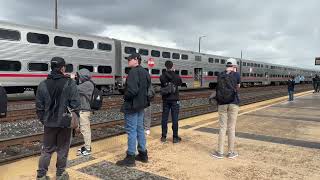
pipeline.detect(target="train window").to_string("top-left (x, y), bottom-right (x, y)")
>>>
top-left (0, 60), bottom-right (21, 71)
top-left (151, 69), bottom-right (160, 74)
top-left (139, 49), bottom-right (149, 56)
top-left (125, 67), bottom-right (131, 74)
top-left (98, 43), bottom-right (112, 51)
top-left (208, 71), bottom-right (214, 76)
top-left (0, 28), bottom-right (20, 41)
top-left (175, 70), bottom-right (179, 75)
top-left (151, 50), bottom-right (160, 57)
top-left (254, 63), bottom-right (257, 67)
top-left (172, 53), bottom-right (180, 59)
top-left (181, 54), bottom-right (188, 60)
top-left (243, 62), bottom-right (246, 66)
top-left (215, 59), bottom-right (219, 63)
top-left (27, 32), bottom-right (49, 44)
top-left (251, 63), bottom-right (254, 67)
top-left (220, 59), bottom-right (226, 64)
top-left (66, 64), bottom-right (73, 73)
top-left (261, 64), bottom-right (264, 68)
top-left (98, 66), bottom-right (112, 74)
top-left (237, 61), bottom-right (240, 65)
top-left (54, 36), bottom-right (73, 47)
top-left (181, 70), bottom-right (188, 75)
top-left (125, 46), bottom-right (136, 54)
top-left (208, 58), bottom-right (214, 63)
top-left (78, 39), bottom-right (94, 49)
top-left (195, 55), bottom-right (201, 61)
top-left (28, 63), bottom-right (48, 71)
top-left (242, 73), bottom-right (246, 77)
top-left (258, 64), bottom-right (260, 68)
top-left (162, 52), bottom-right (171, 58)
top-left (214, 71), bottom-right (220, 76)
top-left (79, 65), bottom-right (93, 72)
top-left (162, 69), bottom-right (166, 74)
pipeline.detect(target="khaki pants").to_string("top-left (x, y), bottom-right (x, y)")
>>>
top-left (79, 111), bottom-right (91, 149)
top-left (217, 104), bottom-right (239, 154)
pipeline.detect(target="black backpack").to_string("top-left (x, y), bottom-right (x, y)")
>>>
top-left (160, 81), bottom-right (176, 96)
top-left (215, 72), bottom-right (237, 104)
top-left (0, 86), bottom-right (7, 118)
top-left (89, 81), bottom-right (103, 110)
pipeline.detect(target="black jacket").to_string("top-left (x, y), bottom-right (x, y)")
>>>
top-left (160, 71), bottom-right (182, 101)
top-left (36, 70), bottom-right (81, 128)
top-left (122, 65), bottom-right (151, 114)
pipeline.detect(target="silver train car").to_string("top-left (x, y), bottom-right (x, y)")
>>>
top-left (0, 21), bottom-right (115, 94)
top-left (0, 21), bottom-right (318, 94)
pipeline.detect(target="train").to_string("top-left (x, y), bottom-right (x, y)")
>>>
top-left (0, 21), bottom-right (318, 94)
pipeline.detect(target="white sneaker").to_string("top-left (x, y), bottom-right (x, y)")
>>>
top-left (145, 130), bottom-right (150, 135)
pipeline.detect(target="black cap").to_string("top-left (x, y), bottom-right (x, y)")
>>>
top-left (51, 57), bottom-right (66, 70)
top-left (125, 52), bottom-right (141, 61)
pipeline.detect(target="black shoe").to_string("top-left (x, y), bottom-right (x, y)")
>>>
top-left (161, 136), bottom-right (167, 142)
top-left (173, 136), bottom-right (182, 143)
top-left (116, 154), bottom-right (136, 167)
top-left (135, 150), bottom-right (148, 163)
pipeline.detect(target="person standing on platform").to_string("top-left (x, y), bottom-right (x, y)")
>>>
top-left (212, 58), bottom-right (240, 159)
top-left (316, 75), bottom-right (320, 93)
top-left (288, 76), bottom-right (295, 101)
top-left (0, 84), bottom-right (7, 118)
top-left (160, 60), bottom-right (182, 143)
top-left (35, 57), bottom-right (81, 180)
top-left (116, 53), bottom-right (151, 167)
top-left (76, 68), bottom-right (94, 156)
top-left (312, 75), bottom-right (317, 93)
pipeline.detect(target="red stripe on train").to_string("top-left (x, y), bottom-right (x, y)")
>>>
top-left (0, 73), bottom-right (48, 77)
top-left (0, 74), bottom-right (113, 78)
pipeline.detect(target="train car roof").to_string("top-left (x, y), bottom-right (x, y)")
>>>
top-left (0, 20), bottom-right (114, 42)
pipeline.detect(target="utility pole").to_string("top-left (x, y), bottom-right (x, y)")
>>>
top-left (198, 35), bottom-right (206, 53)
top-left (55, 0), bottom-right (58, 29)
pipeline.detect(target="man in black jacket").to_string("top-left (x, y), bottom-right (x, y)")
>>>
top-left (160, 60), bottom-right (182, 143)
top-left (116, 53), bottom-right (151, 167)
top-left (36, 57), bottom-right (80, 180)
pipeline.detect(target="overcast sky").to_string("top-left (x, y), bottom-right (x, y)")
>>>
top-left (0, 0), bottom-right (319, 70)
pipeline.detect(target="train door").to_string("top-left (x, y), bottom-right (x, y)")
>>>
top-left (265, 72), bottom-right (270, 85)
top-left (194, 68), bottom-right (203, 87)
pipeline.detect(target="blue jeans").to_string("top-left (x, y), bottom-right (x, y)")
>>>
top-left (161, 101), bottom-right (180, 138)
top-left (125, 110), bottom-right (146, 155)
top-left (288, 90), bottom-right (294, 101)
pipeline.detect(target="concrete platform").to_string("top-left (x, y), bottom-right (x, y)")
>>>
top-left (1, 91), bottom-right (320, 180)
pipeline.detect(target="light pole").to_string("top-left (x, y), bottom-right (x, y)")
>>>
top-left (54, 0), bottom-right (58, 29)
top-left (198, 35), bottom-right (206, 53)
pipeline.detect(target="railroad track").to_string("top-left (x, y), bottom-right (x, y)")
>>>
top-left (0, 85), bottom-right (313, 164)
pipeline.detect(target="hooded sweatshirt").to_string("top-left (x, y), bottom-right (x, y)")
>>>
top-left (77, 69), bottom-right (95, 111)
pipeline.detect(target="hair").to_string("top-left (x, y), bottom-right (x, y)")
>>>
top-left (165, 60), bottom-right (173, 69)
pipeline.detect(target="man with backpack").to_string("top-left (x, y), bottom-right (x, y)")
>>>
top-left (160, 60), bottom-right (182, 143)
top-left (212, 58), bottom-right (240, 159)
top-left (76, 68), bottom-right (94, 156)
top-left (36, 57), bottom-right (80, 180)
top-left (116, 52), bottom-right (151, 167)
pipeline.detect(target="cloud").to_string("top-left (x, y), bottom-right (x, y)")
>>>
top-left (0, 0), bottom-right (320, 70)
top-left (99, 25), bottom-right (179, 49)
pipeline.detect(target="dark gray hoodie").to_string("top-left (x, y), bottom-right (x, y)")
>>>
top-left (77, 69), bottom-right (94, 111)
